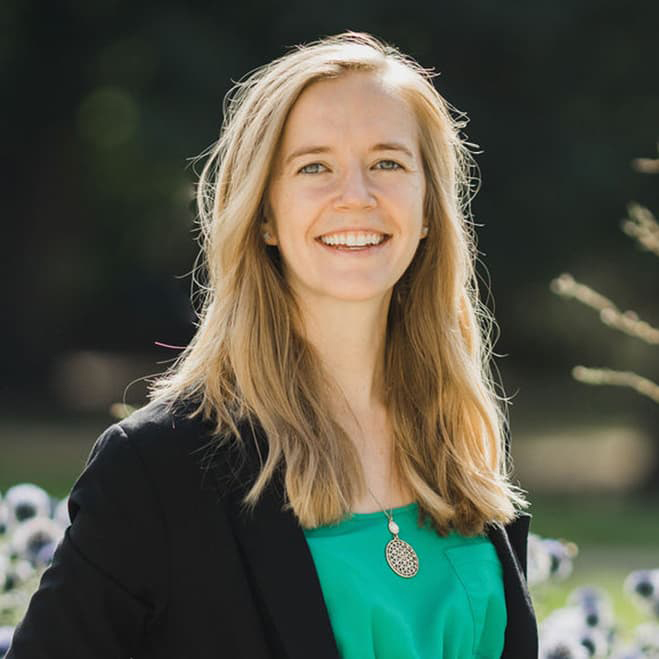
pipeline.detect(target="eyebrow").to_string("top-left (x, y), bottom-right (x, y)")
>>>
top-left (283, 142), bottom-right (416, 167)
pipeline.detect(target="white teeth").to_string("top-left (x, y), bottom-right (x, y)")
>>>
top-left (319, 232), bottom-right (386, 246)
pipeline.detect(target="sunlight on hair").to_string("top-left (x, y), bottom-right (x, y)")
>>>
top-left (145, 31), bottom-right (530, 534)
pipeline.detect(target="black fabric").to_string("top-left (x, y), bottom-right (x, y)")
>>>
top-left (7, 399), bottom-right (538, 658)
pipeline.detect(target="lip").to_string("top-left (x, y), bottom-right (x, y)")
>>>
top-left (315, 234), bottom-right (392, 255)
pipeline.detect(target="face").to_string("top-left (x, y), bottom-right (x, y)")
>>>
top-left (264, 71), bottom-right (427, 307)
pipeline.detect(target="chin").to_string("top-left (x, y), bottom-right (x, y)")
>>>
top-left (321, 286), bottom-right (394, 303)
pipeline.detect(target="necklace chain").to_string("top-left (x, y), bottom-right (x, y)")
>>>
top-left (363, 441), bottom-right (397, 522)
top-left (365, 485), bottom-right (394, 523)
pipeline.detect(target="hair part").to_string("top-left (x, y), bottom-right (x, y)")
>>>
top-left (147, 30), bottom-right (530, 535)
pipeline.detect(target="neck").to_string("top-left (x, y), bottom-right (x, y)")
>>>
top-left (297, 290), bottom-right (392, 419)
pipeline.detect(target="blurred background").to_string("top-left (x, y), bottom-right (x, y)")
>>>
top-left (1, 0), bottom-right (658, 630)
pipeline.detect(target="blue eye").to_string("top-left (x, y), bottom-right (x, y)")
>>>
top-left (375, 160), bottom-right (403, 170)
top-left (298, 162), bottom-right (326, 175)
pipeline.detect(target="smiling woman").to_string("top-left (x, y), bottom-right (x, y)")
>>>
top-left (263, 71), bottom-right (427, 306)
top-left (7, 31), bottom-right (538, 659)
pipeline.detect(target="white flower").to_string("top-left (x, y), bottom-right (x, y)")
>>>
top-left (624, 569), bottom-right (659, 617)
top-left (9, 516), bottom-right (64, 568)
top-left (0, 499), bottom-right (7, 536)
top-left (566, 585), bottom-right (615, 630)
top-left (528, 533), bottom-right (553, 585)
top-left (633, 621), bottom-right (659, 653)
top-left (4, 484), bottom-right (51, 531)
top-left (54, 497), bottom-right (70, 530)
top-left (0, 626), bottom-right (16, 657)
top-left (539, 631), bottom-right (590, 659)
top-left (2, 558), bottom-right (34, 592)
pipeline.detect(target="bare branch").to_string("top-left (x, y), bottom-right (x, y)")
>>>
top-left (632, 157), bottom-right (659, 174)
top-left (621, 202), bottom-right (659, 257)
top-left (631, 140), bottom-right (659, 174)
top-left (550, 274), bottom-right (659, 345)
top-left (572, 366), bottom-right (659, 404)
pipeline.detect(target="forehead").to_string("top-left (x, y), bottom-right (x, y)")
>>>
top-left (278, 72), bottom-right (420, 153)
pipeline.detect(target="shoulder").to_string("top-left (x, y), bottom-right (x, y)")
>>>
top-left (115, 397), bottom-right (209, 446)
top-left (72, 397), bottom-right (215, 506)
top-left (95, 397), bottom-right (219, 468)
top-left (100, 398), bottom-right (259, 497)
top-left (73, 398), bottom-right (222, 508)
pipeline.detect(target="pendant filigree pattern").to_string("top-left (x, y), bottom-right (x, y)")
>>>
top-left (385, 536), bottom-right (419, 578)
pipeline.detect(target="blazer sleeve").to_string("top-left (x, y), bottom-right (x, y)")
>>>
top-left (7, 423), bottom-right (169, 659)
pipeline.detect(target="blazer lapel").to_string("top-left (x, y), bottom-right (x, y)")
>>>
top-left (216, 423), bottom-right (340, 659)
top-left (487, 515), bottom-right (539, 658)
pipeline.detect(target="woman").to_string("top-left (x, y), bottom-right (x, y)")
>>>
top-left (8, 31), bottom-right (538, 658)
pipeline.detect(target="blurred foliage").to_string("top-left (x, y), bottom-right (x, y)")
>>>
top-left (2, 0), bottom-right (658, 405)
top-left (530, 493), bottom-right (659, 549)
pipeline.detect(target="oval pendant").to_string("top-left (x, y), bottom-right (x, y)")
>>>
top-left (385, 536), bottom-right (419, 578)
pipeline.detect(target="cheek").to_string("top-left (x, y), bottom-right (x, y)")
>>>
top-left (374, 174), bottom-right (424, 202)
top-left (277, 182), bottom-right (317, 211)
top-left (273, 210), bottom-right (312, 251)
top-left (408, 183), bottom-right (426, 219)
top-left (387, 187), bottom-right (425, 222)
top-left (278, 189), bottom-right (325, 235)
top-left (290, 183), bottom-right (331, 208)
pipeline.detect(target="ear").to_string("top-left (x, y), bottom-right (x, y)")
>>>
top-left (261, 222), bottom-right (278, 246)
top-left (261, 200), bottom-right (278, 246)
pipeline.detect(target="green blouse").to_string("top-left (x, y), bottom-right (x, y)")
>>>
top-left (302, 502), bottom-right (506, 659)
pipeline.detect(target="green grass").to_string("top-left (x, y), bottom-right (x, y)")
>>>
top-left (0, 416), bottom-right (109, 498)
top-left (527, 493), bottom-right (659, 548)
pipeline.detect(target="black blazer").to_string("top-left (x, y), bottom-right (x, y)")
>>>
top-left (7, 399), bottom-right (538, 658)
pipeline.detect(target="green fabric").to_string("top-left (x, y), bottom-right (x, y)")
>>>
top-left (303, 502), bottom-right (506, 659)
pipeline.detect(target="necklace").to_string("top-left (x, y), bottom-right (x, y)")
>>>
top-left (365, 485), bottom-right (420, 578)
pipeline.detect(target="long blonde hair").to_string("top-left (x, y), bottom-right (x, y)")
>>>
top-left (147, 31), bottom-right (530, 535)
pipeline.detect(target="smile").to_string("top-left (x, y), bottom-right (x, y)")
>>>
top-left (315, 234), bottom-right (392, 253)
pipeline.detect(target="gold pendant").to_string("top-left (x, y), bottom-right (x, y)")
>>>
top-left (385, 518), bottom-right (419, 578)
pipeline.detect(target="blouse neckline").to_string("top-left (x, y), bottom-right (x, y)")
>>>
top-left (303, 501), bottom-right (421, 536)
top-left (348, 501), bottom-right (419, 519)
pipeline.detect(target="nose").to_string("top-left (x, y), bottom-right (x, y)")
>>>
top-left (333, 163), bottom-right (376, 210)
